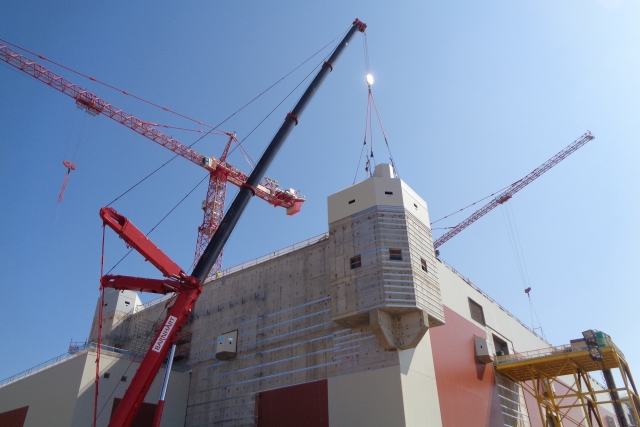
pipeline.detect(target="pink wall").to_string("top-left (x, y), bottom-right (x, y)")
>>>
top-left (430, 306), bottom-right (503, 426)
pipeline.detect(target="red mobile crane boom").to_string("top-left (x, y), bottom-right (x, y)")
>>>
top-left (433, 131), bottom-right (595, 249)
top-left (0, 44), bottom-right (305, 274)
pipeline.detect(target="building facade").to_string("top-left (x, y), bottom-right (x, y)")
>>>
top-left (0, 164), bottom-right (624, 426)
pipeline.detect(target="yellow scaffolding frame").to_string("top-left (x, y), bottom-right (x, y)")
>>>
top-left (495, 344), bottom-right (640, 427)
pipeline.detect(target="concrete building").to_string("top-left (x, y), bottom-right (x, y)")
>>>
top-left (0, 164), bottom-right (629, 426)
top-left (0, 345), bottom-right (190, 427)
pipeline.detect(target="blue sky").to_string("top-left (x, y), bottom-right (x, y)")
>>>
top-left (1, 0), bottom-right (639, 382)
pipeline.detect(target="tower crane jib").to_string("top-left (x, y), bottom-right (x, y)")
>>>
top-left (433, 131), bottom-right (595, 249)
top-left (0, 44), bottom-right (305, 274)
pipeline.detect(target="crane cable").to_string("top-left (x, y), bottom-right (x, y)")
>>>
top-left (0, 33), bottom-right (346, 140)
top-left (105, 29), bottom-right (349, 207)
top-left (354, 33), bottom-right (397, 184)
top-left (105, 173), bottom-right (209, 275)
top-left (94, 224), bottom-right (106, 427)
top-left (430, 183), bottom-right (513, 226)
top-left (89, 290), bottom-right (177, 426)
top-left (500, 202), bottom-right (546, 340)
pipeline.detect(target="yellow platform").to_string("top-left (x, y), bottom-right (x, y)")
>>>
top-left (495, 345), bottom-right (622, 382)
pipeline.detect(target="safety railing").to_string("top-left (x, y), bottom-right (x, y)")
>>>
top-left (136, 293), bottom-right (175, 312)
top-left (495, 344), bottom-right (573, 365)
top-left (0, 343), bottom-right (136, 388)
top-left (439, 259), bottom-right (549, 344)
top-left (136, 233), bottom-right (330, 312)
top-left (210, 232), bottom-right (329, 280)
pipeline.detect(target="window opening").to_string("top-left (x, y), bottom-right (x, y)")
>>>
top-left (350, 255), bottom-right (362, 269)
top-left (421, 258), bottom-right (428, 272)
top-left (493, 334), bottom-right (509, 356)
top-left (389, 248), bottom-right (402, 261)
top-left (348, 199), bottom-right (355, 204)
top-left (103, 373), bottom-right (110, 379)
top-left (468, 298), bottom-right (485, 325)
top-left (385, 191), bottom-right (393, 195)
top-left (121, 376), bottom-right (128, 382)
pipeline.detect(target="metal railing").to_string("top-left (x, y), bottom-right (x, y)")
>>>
top-left (495, 339), bottom-right (625, 366)
top-left (136, 293), bottom-right (175, 312)
top-left (439, 259), bottom-right (549, 344)
top-left (0, 342), bottom-right (135, 388)
top-left (495, 344), bottom-right (573, 365)
top-left (136, 233), bottom-right (329, 312)
top-left (209, 232), bottom-right (329, 281)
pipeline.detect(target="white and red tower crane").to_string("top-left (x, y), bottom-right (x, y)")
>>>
top-left (433, 131), bottom-right (595, 249)
top-left (0, 43), bottom-right (305, 275)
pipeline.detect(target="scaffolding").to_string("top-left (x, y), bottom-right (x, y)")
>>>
top-left (495, 338), bottom-right (639, 427)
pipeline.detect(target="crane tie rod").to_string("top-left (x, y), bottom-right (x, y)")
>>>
top-left (433, 131), bottom-right (594, 249)
top-left (0, 34), bottom-right (345, 136)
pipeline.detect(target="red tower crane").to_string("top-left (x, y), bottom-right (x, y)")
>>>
top-left (433, 131), bottom-right (595, 249)
top-left (0, 44), bottom-right (305, 275)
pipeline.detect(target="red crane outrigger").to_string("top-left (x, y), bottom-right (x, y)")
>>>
top-left (100, 19), bottom-right (367, 427)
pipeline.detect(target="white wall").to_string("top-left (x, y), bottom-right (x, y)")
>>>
top-left (438, 262), bottom-right (549, 354)
top-left (0, 348), bottom-right (190, 427)
top-left (0, 352), bottom-right (87, 427)
top-left (399, 332), bottom-right (443, 427)
top-left (72, 350), bottom-right (190, 427)
top-left (328, 366), bottom-right (406, 427)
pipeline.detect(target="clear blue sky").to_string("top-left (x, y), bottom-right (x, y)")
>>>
top-left (1, 0), bottom-right (639, 381)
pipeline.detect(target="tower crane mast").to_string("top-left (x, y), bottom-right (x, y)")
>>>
top-left (434, 131), bottom-right (595, 249)
top-left (0, 44), bottom-right (305, 274)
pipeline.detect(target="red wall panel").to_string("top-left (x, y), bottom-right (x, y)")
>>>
top-left (256, 379), bottom-right (328, 427)
top-left (430, 306), bottom-right (503, 426)
top-left (0, 406), bottom-right (28, 427)
top-left (111, 398), bottom-right (157, 427)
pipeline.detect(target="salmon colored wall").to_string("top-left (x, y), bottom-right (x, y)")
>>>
top-left (430, 306), bottom-right (503, 427)
top-left (0, 406), bottom-right (28, 427)
top-left (522, 383), bottom-right (544, 427)
top-left (522, 375), bottom-right (621, 426)
top-left (256, 379), bottom-right (329, 427)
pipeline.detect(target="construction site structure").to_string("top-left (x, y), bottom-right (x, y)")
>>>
top-left (496, 333), bottom-right (639, 427)
top-left (1, 163), bottom-right (634, 427)
top-left (434, 131), bottom-right (594, 249)
top-left (0, 43), bottom-right (305, 275)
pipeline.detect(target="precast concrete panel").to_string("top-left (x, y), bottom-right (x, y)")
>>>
top-left (0, 352), bottom-right (87, 427)
top-left (327, 163), bottom-right (443, 352)
top-left (328, 366), bottom-right (406, 427)
top-left (398, 331), bottom-right (443, 427)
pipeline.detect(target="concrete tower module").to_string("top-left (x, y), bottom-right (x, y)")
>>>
top-left (88, 289), bottom-right (142, 348)
top-left (328, 164), bottom-right (445, 350)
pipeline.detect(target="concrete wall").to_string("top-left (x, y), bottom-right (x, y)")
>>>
top-left (183, 238), bottom-right (400, 426)
top-left (80, 165), bottom-right (601, 427)
top-left (0, 352), bottom-right (87, 427)
top-left (0, 348), bottom-right (190, 427)
top-left (328, 366), bottom-right (406, 427)
top-left (72, 350), bottom-right (190, 427)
